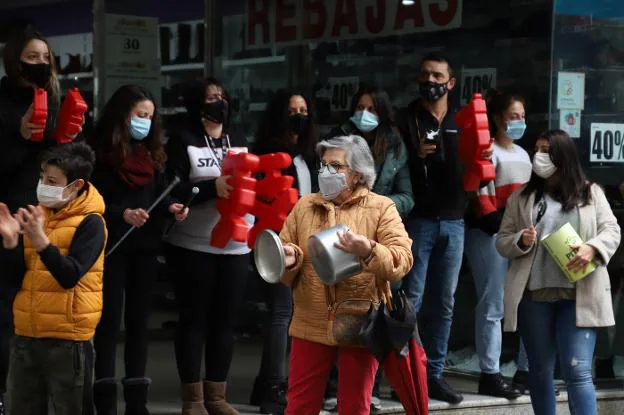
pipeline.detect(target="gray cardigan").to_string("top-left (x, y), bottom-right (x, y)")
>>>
top-left (496, 184), bottom-right (621, 332)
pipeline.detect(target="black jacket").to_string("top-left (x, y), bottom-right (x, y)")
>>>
top-left (0, 76), bottom-right (65, 212)
top-left (397, 99), bottom-right (467, 220)
top-left (165, 120), bottom-right (249, 205)
top-left (91, 161), bottom-right (176, 252)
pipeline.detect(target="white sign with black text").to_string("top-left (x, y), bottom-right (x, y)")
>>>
top-left (590, 123), bottom-right (624, 163)
top-left (103, 14), bottom-right (161, 104)
top-left (460, 68), bottom-right (497, 106)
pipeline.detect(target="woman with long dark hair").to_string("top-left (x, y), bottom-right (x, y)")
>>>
top-left (248, 89), bottom-right (319, 414)
top-left (327, 85), bottom-right (413, 217)
top-left (463, 90), bottom-right (530, 399)
top-left (0, 28), bottom-right (75, 414)
top-left (164, 78), bottom-right (248, 415)
top-left (497, 130), bottom-right (621, 415)
top-left (90, 84), bottom-right (188, 415)
top-left (324, 85), bottom-right (413, 411)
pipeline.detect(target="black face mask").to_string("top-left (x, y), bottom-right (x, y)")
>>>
top-left (20, 61), bottom-right (51, 88)
top-left (288, 113), bottom-right (309, 136)
top-left (419, 81), bottom-right (449, 102)
top-left (201, 100), bottom-right (228, 124)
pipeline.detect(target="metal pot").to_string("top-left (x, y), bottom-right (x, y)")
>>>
top-left (254, 229), bottom-right (285, 284)
top-left (307, 224), bottom-right (362, 286)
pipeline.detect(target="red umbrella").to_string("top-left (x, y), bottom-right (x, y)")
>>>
top-left (362, 289), bottom-right (429, 415)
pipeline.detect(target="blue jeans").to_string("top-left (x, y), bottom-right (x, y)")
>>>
top-left (464, 227), bottom-right (507, 374)
top-left (398, 218), bottom-right (464, 378)
top-left (518, 298), bottom-right (597, 415)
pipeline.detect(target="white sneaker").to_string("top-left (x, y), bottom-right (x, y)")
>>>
top-left (370, 396), bottom-right (383, 411)
top-left (322, 397), bottom-right (337, 411)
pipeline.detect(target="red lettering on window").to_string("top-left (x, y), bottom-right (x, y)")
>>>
top-left (247, 0), bottom-right (271, 46)
top-left (331, 0), bottom-right (358, 37)
top-left (275, 0), bottom-right (297, 43)
top-left (303, 0), bottom-right (327, 40)
top-left (365, 0), bottom-right (386, 35)
top-left (394, 0), bottom-right (424, 31)
top-left (429, 0), bottom-right (459, 27)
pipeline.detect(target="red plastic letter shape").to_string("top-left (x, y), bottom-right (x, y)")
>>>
top-left (247, 153), bottom-right (299, 249)
top-left (211, 151), bottom-right (260, 249)
top-left (456, 93), bottom-right (495, 191)
top-left (30, 88), bottom-right (48, 142)
top-left (54, 88), bottom-right (88, 144)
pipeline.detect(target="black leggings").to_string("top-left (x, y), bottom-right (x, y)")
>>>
top-left (94, 249), bottom-right (157, 380)
top-left (256, 275), bottom-right (292, 383)
top-left (165, 244), bottom-right (249, 383)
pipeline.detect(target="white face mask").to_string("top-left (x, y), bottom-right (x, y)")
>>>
top-left (36, 180), bottom-right (76, 208)
top-left (318, 169), bottom-right (349, 201)
top-left (532, 152), bottom-right (557, 179)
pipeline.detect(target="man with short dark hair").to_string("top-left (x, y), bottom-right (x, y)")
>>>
top-left (396, 53), bottom-right (494, 404)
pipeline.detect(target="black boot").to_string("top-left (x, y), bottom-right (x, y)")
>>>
top-left (512, 369), bottom-right (560, 396)
top-left (511, 369), bottom-right (528, 394)
top-left (194, 23), bottom-right (205, 63)
top-left (249, 376), bottom-right (266, 406)
top-left (596, 357), bottom-right (616, 379)
top-left (123, 378), bottom-right (151, 415)
top-left (259, 381), bottom-right (287, 415)
top-left (428, 377), bottom-right (463, 404)
top-left (159, 27), bottom-right (172, 66)
top-left (173, 23), bottom-right (191, 64)
top-left (94, 378), bottom-right (118, 415)
top-left (479, 373), bottom-right (521, 399)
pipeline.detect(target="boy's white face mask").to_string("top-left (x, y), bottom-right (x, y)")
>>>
top-left (36, 180), bottom-right (76, 209)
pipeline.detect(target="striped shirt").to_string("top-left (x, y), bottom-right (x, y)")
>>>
top-left (476, 142), bottom-right (532, 217)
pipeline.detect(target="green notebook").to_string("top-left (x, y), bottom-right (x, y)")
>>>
top-left (540, 222), bottom-right (597, 282)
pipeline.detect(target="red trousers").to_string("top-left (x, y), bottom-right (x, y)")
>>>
top-left (286, 337), bottom-right (379, 415)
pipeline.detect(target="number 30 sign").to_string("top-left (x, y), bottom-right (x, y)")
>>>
top-left (590, 123), bottom-right (624, 163)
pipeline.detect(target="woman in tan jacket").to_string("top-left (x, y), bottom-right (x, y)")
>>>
top-left (277, 135), bottom-right (413, 415)
top-left (496, 130), bottom-right (621, 415)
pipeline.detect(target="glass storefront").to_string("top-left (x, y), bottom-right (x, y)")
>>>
top-left (0, 0), bottom-right (622, 377)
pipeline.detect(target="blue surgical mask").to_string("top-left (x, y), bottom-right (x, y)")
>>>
top-left (506, 119), bottom-right (526, 141)
top-left (350, 110), bottom-right (379, 133)
top-left (129, 116), bottom-right (151, 140)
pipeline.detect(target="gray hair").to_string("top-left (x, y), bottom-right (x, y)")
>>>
top-left (316, 135), bottom-right (377, 189)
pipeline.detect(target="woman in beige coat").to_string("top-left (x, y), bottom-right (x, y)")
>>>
top-left (278, 135), bottom-right (413, 415)
top-left (496, 130), bottom-right (621, 415)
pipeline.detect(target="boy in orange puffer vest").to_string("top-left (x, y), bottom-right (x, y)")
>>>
top-left (0, 142), bottom-right (107, 415)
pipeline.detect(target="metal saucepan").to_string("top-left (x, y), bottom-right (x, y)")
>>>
top-left (254, 229), bottom-right (285, 284)
top-left (307, 224), bottom-right (362, 286)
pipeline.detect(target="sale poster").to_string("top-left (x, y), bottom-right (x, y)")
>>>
top-left (557, 72), bottom-right (585, 110)
top-left (102, 14), bottom-right (161, 104)
top-left (460, 68), bottom-right (497, 106)
top-left (589, 123), bottom-right (624, 163)
top-left (559, 109), bottom-right (581, 138)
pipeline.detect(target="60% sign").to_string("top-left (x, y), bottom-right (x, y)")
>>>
top-left (590, 123), bottom-right (624, 163)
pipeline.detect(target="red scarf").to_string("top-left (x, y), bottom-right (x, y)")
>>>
top-left (113, 147), bottom-right (156, 189)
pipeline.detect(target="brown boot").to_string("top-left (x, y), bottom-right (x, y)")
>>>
top-left (203, 381), bottom-right (239, 415)
top-left (181, 382), bottom-right (209, 415)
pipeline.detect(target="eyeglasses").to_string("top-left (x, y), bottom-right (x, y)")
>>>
top-left (318, 161), bottom-right (348, 174)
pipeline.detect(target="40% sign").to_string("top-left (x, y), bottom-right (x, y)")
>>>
top-left (590, 123), bottom-right (624, 163)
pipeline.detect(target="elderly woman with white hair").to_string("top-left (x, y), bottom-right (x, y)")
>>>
top-left (278, 135), bottom-right (413, 415)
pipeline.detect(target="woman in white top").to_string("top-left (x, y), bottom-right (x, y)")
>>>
top-left (496, 130), bottom-right (620, 415)
top-left (164, 78), bottom-right (250, 415)
top-left (464, 90), bottom-right (531, 398)
top-left (248, 89), bottom-right (319, 414)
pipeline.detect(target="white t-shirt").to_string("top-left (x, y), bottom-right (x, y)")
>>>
top-left (164, 136), bottom-right (253, 255)
top-left (293, 155), bottom-right (312, 196)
